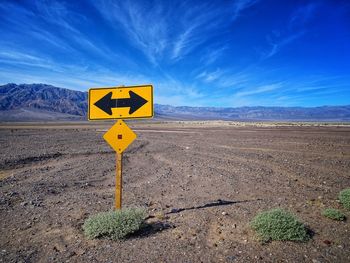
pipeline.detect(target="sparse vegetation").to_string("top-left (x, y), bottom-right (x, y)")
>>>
top-left (83, 208), bottom-right (147, 240)
top-left (339, 188), bottom-right (350, 210)
top-left (250, 208), bottom-right (309, 242)
top-left (322, 208), bottom-right (346, 221)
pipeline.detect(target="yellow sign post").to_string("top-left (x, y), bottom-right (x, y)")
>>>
top-left (116, 152), bottom-right (122, 209)
top-left (103, 120), bottom-right (137, 209)
top-left (88, 84), bottom-right (153, 209)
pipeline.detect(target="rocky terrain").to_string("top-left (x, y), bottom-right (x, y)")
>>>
top-left (0, 121), bottom-right (349, 262)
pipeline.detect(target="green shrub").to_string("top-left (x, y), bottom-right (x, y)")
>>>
top-left (250, 208), bottom-right (309, 242)
top-left (339, 188), bottom-right (350, 210)
top-left (83, 208), bottom-right (147, 240)
top-left (322, 208), bottom-right (346, 221)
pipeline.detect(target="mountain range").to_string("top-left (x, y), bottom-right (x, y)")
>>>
top-left (0, 83), bottom-right (349, 122)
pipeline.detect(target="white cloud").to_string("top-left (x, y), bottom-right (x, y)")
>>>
top-left (92, 0), bottom-right (260, 64)
top-left (289, 3), bottom-right (318, 28)
top-left (235, 83), bottom-right (283, 97)
top-left (196, 69), bottom-right (224, 83)
top-left (91, 0), bottom-right (169, 65)
top-left (232, 0), bottom-right (260, 20)
top-left (260, 2), bottom-right (318, 60)
top-left (200, 46), bottom-right (228, 66)
top-left (263, 31), bottom-right (305, 59)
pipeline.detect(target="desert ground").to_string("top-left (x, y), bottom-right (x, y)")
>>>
top-left (0, 121), bottom-right (350, 263)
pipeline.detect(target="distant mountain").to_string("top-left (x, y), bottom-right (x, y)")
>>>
top-left (0, 83), bottom-right (349, 121)
top-left (0, 83), bottom-right (87, 114)
top-left (0, 83), bottom-right (87, 121)
top-left (155, 104), bottom-right (350, 121)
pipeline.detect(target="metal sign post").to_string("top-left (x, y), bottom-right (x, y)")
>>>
top-left (104, 120), bottom-right (136, 209)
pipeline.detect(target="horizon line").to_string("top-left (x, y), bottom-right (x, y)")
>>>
top-left (1, 82), bottom-right (349, 109)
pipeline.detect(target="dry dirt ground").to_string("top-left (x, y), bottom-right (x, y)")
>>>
top-left (0, 121), bottom-right (350, 263)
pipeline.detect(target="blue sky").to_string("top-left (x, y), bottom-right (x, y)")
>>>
top-left (0, 0), bottom-right (349, 107)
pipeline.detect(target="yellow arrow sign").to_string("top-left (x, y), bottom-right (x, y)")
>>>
top-left (103, 120), bottom-right (137, 154)
top-left (88, 85), bottom-right (153, 120)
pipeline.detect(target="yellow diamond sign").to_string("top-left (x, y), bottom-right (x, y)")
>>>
top-left (103, 120), bottom-right (137, 154)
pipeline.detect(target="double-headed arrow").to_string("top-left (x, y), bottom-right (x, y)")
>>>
top-left (94, 91), bottom-right (148, 115)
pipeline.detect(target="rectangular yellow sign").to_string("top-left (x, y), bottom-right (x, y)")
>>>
top-left (88, 85), bottom-right (153, 120)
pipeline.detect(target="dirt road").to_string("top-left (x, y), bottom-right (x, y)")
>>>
top-left (1, 122), bottom-right (349, 262)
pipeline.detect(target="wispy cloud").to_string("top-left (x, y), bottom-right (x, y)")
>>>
top-left (171, 26), bottom-right (197, 61)
top-left (232, 0), bottom-right (259, 20)
top-left (156, 72), bottom-right (204, 99)
top-left (35, 0), bottom-right (82, 34)
top-left (1, 0), bottom-right (348, 107)
top-left (0, 51), bottom-right (46, 64)
top-left (235, 83), bottom-right (283, 97)
top-left (92, 0), bottom-right (260, 64)
top-left (91, 0), bottom-right (169, 65)
top-left (170, 0), bottom-right (259, 61)
top-left (35, 1), bottom-right (121, 60)
top-left (262, 31), bottom-right (305, 59)
top-left (0, 0), bottom-right (143, 84)
top-left (289, 3), bottom-right (318, 28)
top-left (260, 2), bottom-right (319, 60)
top-left (0, 49), bottom-right (63, 72)
top-left (0, 63), bottom-right (148, 91)
top-left (0, 2), bottom-right (74, 52)
top-left (1, 1), bottom-right (130, 65)
top-left (199, 46), bottom-right (228, 66)
top-left (196, 69), bottom-right (224, 83)
top-left (169, 2), bottom-right (227, 61)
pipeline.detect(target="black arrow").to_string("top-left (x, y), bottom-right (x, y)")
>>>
top-left (94, 90), bottom-right (148, 115)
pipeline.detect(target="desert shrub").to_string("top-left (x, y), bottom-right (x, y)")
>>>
top-left (250, 208), bottom-right (309, 242)
top-left (322, 208), bottom-right (346, 221)
top-left (339, 188), bottom-right (350, 210)
top-left (83, 208), bottom-right (147, 240)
